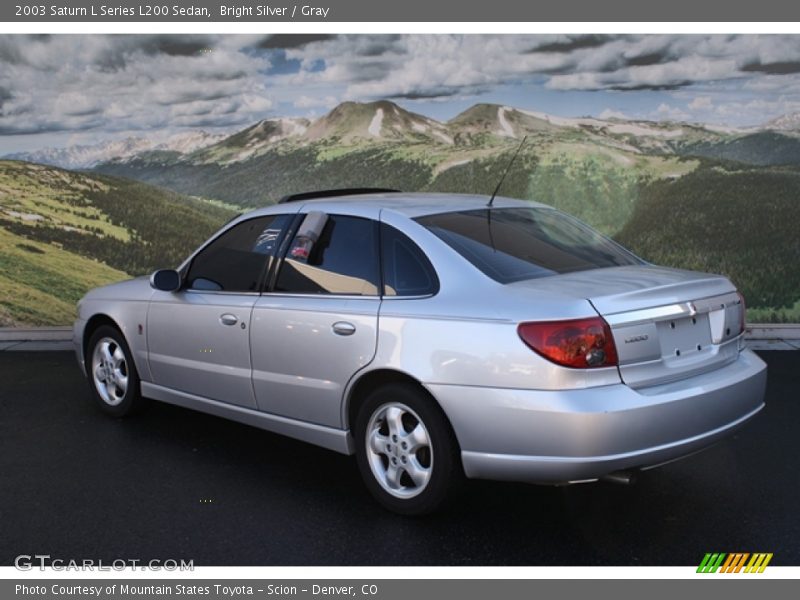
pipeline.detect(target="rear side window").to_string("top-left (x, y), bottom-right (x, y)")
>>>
top-left (381, 224), bottom-right (438, 296)
top-left (416, 207), bottom-right (642, 284)
top-left (275, 215), bottom-right (380, 295)
top-left (186, 215), bottom-right (292, 293)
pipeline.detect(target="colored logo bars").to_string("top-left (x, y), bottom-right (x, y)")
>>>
top-left (697, 553), bottom-right (773, 573)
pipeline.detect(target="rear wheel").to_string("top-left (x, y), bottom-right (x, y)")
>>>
top-left (354, 383), bottom-right (463, 515)
top-left (87, 325), bottom-right (147, 417)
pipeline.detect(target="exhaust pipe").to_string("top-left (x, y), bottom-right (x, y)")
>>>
top-left (601, 470), bottom-right (637, 485)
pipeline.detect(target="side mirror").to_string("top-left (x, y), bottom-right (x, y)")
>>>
top-left (150, 269), bottom-right (181, 292)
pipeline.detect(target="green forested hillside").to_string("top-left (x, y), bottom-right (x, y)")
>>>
top-left (98, 145), bottom-right (440, 207)
top-left (0, 226), bottom-right (127, 326)
top-left (616, 165), bottom-right (800, 321)
top-left (7, 100), bottom-right (800, 324)
top-left (0, 161), bottom-right (235, 325)
top-left (677, 132), bottom-right (800, 166)
top-left (426, 148), bottom-right (540, 198)
top-left (96, 139), bottom-right (800, 323)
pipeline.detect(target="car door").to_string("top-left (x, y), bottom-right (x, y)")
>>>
top-left (147, 214), bottom-right (294, 409)
top-left (250, 212), bottom-right (381, 428)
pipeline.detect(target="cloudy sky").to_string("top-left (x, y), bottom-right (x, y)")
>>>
top-left (4, 33), bottom-right (800, 153)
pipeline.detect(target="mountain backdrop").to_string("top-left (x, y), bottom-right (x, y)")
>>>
top-left (3, 100), bottom-right (800, 325)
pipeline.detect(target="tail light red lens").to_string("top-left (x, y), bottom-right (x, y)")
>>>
top-left (518, 317), bottom-right (618, 369)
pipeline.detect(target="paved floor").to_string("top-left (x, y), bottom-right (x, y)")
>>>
top-left (0, 351), bottom-right (797, 566)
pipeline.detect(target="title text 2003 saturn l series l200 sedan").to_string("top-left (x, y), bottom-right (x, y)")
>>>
top-left (73, 189), bottom-right (767, 515)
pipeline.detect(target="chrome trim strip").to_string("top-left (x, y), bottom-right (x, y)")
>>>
top-left (604, 303), bottom-right (690, 326)
top-left (184, 290), bottom-right (261, 296)
top-left (604, 291), bottom-right (741, 327)
top-left (380, 294), bottom-right (437, 301)
top-left (259, 292), bottom-right (436, 301)
top-left (258, 292), bottom-right (379, 299)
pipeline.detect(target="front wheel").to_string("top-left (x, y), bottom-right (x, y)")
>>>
top-left (354, 383), bottom-right (463, 515)
top-left (87, 325), bottom-right (147, 417)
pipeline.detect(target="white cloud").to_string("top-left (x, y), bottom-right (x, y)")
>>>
top-left (284, 35), bottom-right (575, 99)
top-left (689, 96), bottom-right (713, 110)
top-left (294, 95), bottom-right (338, 109)
top-left (709, 96), bottom-right (800, 124)
top-left (0, 35), bottom-right (274, 135)
top-left (656, 103), bottom-right (690, 121)
top-left (5, 34), bottom-right (800, 141)
top-left (279, 34), bottom-right (800, 99)
top-left (599, 108), bottom-right (631, 120)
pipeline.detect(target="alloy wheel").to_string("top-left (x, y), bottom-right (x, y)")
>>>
top-left (91, 337), bottom-right (129, 406)
top-left (365, 402), bottom-right (433, 499)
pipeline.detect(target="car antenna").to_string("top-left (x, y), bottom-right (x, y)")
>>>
top-left (487, 135), bottom-right (528, 207)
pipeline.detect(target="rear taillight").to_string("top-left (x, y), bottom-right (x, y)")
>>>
top-left (737, 291), bottom-right (747, 334)
top-left (518, 317), bottom-right (618, 369)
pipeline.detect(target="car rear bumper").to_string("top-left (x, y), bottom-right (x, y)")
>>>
top-left (428, 349), bottom-right (767, 484)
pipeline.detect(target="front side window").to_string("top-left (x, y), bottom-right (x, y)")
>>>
top-left (186, 215), bottom-right (292, 293)
top-left (275, 215), bottom-right (380, 295)
top-left (416, 207), bottom-right (642, 284)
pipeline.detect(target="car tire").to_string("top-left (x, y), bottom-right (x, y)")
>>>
top-left (354, 383), bottom-right (463, 515)
top-left (86, 325), bottom-right (147, 417)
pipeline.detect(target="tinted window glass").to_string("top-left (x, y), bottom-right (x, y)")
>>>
top-left (381, 224), bottom-right (438, 296)
top-left (275, 215), bottom-right (380, 295)
top-left (416, 207), bottom-right (642, 284)
top-left (187, 215), bottom-right (292, 293)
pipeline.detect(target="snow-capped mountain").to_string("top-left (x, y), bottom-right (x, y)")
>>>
top-left (195, 117), bottom-right (310, 162)
top-left (303, 100), bottom-right (451, 143)
top-left (6, 137), bottom-right (153, 170)
top-left (762, 112), bottom-right (800, 132)
top-left (13, 101), bottom-right (800, 172)
top-left (152, 130), bottom-right (228, 155)
top-left (5, 130), bottom-right (226, 169)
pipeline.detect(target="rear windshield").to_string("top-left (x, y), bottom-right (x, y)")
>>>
top-left (416, 207), bottom-right (642, 283)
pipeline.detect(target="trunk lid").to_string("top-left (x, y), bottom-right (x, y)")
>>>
top-left (510, 265), bottom-right (745, 388)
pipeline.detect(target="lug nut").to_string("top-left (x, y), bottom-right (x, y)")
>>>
top-left (401, 456), bottom-right (407, 463)
top-left (392, 435), bottom-right (398, 442)
top-left (401, 442), bottom-right (407, 450)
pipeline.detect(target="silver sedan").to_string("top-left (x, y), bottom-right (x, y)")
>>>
top-left (74, 191), bottom-right (767, 514)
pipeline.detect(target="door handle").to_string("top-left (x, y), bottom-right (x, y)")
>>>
top-left (332, 321), bottom-right (356, 336)
top-left (219, 313), bottom-right (238, 326)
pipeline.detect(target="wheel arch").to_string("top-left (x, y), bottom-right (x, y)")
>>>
top-left (344, 368), bottom-right (453, 437)
top-left (82, 313), bottom-right (146, 380)
top-left (348, 367), bottom-right (466, 514)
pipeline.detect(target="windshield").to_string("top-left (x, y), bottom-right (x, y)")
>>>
top-left (416, 207), bottom-right (643, 284)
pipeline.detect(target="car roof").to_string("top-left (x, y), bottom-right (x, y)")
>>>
top-left (249, 192), bottom-right (551, 220)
